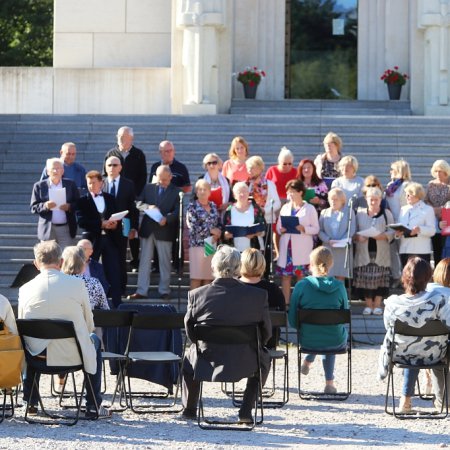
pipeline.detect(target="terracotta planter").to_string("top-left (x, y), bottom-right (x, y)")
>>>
top-left (387, 84), bottom-right (402, 100)
top-left (243, 84), bottom-right (258, 99)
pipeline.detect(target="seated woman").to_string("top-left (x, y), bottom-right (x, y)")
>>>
top-left (288, 246), bottom-right (349, 394)
top-left (379, 257), bottom-right (450, 413)
top-left (0, 293), bottom-right (17, 335)
top-left (223, 182), bottom-right (266, 253)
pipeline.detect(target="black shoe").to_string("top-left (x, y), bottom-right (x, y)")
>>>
top-left (27, 405), bottom-right (38, 416)
top-left (160, 293), bottom-right (170, 300)
top-left (238, 413), bottom-right (254, 425)
top-left (181, 408), bottom-right (197, 420)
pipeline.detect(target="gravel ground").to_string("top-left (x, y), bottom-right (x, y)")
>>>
top-left (1, 345), bottom-right (450, 450)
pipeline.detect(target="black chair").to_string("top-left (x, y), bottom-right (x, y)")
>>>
top-left (123, 312), bottom-right (185, 414)
top-left (16, 319), bottom-right (99, 426)
top-left (296, 309), bottom-right (352, 401)
top-left (194, 323), bottom-right (264, 431)
top-left (93, 309), bottom-right (136, 410)
top-left (385, 319), bottom-right (450, 419)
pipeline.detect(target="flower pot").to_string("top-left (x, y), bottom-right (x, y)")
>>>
top-left (387, 84), bottom-right (402, 100)
top-left (243, 84), bottom-right (258, 99)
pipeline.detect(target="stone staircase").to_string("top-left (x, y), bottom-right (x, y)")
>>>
top-left (1, 101), bottom-right (448, 342)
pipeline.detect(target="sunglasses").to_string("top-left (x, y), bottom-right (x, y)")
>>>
top-left (283, 162), bottom-right (293, 166)
top-left (206, 161), bottom-right (219, 166)
top-left (365, 183), bottom-right (378, 187)
top-left (107, 164), bottom-right (119, 167)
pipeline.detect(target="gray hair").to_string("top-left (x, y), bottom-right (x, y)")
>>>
top-left (211, 245), bottom-right (241, 279)
top-left (33, 241), bottom-right (62, 266)
top-left (61, 246), bottom-right (86, 275)
top-left (156, 164), bottom-right (172, 176)
top-left (117, 126), bottom-right (133, 136)
top-left (46, 157), bottom-right (63, 170)
top-left (277, 146), bottom-right (293, 164)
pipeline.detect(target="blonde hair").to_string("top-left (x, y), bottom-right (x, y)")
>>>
top-left (202, 153), bottom-right (223, 170)
top-left (310, 246), bottom-right (333, 276)
top-left (391, 160), bottom-right (412, 181)
top-left (228, 136), bottom-right (249, 160)
top-left (246, 155), bottom-right (265, 172)
top-left (433, 258), bottom-right (450, 287)
top-left (338, 155), bottom-right (358, 174)
top-left (240, 248), bottom-right (266, 278)
top-left (195, 178), bottom-right (211, 192)
top-left (431, 159), bottom-right (450, 178)
top-left (323, 132), bottom-right (343, 154)
top-left (404, 182), bottom-right (425, 200)
top-left (328, 187), bottom-right (347, 205)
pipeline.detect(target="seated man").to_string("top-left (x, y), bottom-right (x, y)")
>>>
top-left (181, 245), bottom-right (271, 423)
top-left (18, 241), bottom-right (111, 418)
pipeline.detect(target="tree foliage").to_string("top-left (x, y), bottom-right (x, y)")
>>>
top-left (0, 0), bottom-right (53, 66)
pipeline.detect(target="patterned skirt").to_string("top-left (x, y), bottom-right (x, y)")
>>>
top-left (276, 240), bottom-right (310, 278)
top-left (353, 263), bottom-right (390, 291)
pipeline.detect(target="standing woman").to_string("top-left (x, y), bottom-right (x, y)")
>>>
top-left (276, 179), bottom-right (320, 306)
top-left (296, 158), bottom-right (329, 214)
top-left (353, 187), bottom-right (394, 315)
top-left (223, 182), bottom-right (266, 253)
top-left (314, 132), bottom-right (343, 184)
top-left (221, 136), bottom-right (249, 185)
top-left (200, 153), bottom-right (230, 213)
top-left (396, 182), bottom-right (436, 267)
top-left (319, 188), bottom-right (356, 280)
top-left (331, 155), bottom-right (365, 203)
top-left (265, 147), bottom-right (297, 202)
top-left (424, 160), bottom-right (450, 265)
top-left (186, 179), bottom-right (222, 289)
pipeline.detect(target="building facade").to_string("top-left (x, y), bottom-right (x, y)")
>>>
top-left (0, 0), bottom-right (449, 115)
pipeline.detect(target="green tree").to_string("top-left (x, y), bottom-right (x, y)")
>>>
top-left (0, 0), bottom-right (53, 66)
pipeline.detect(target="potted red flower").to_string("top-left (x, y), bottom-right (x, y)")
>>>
top-left (236, 66), bottom-right (266, 99)
top-left (380, 66), bottom-right (409, 100)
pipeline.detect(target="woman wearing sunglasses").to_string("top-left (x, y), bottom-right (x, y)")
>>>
top-left (199, 153), bottom-right (230, 212)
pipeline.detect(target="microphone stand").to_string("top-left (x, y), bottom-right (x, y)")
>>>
top-left (177, 192), bottom-right (184, 311)
top-left (344, 196), bottom-right (355, 302)
top-left (269, 199), bottom-right (275, 281)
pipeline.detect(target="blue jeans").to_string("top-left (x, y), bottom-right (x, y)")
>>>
top-left (23, 333), bottom-right (103, 411)
top-left (305, 344), bottom-right (347, 381)
top-left (402, 368), bottom-right (420, 396)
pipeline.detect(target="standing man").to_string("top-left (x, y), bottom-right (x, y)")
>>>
top-left (103, 126), bottom-right (147, 271)
top-left (76, 171), bottom-right (122, 307)
top-left (40, 142), bottom-right (87, 194)
top-left (103, 155), bottom-right (139, 294)
top-left (31, 158), bottom-right (79, 249)
top-left (127, 165), bottom-right (180, 301)
top-left (18, 241), bottom-right (111, 418)
top-left (181, 245), bottom-right (271, 423)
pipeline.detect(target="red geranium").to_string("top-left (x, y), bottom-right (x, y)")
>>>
top-left (237, 66), bottom-right (266, 86)
top-left (380, 66), bottom-right (409, 86)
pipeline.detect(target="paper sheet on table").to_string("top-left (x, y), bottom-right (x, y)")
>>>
top-left (49, 187), bottom-right (66, 209)
top-left (357, 227), bottom-right (381, 238)
top-left (145, 207), bottom-right (163, 222)
top-left (109, 210), bottom-right (129, 221)
top-left (331, 239), bottom-right (350, 248)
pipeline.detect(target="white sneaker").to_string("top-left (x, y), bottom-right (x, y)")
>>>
top-left (373, 307), bottom-right (383, 316)
top-left (362, 307), bottom-right (373, 315)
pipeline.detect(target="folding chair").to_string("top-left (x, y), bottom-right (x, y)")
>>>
top-left (0, 389), bottom-right (15, 424)
top-left (16, 319), bottom-right (99, 426)
top-left (297, 309), bottom-right (352, 401)
top-left (123, 312), bottom-right (185, 414)
top-left (194, 323), bottom-right (264, 431)
top-left (385, 319), bottom-right (449, 419)
top-left (93, 309), bottom-right (136, 411)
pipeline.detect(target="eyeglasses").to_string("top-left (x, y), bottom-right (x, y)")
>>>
top-left (206, 161), bottom-right (218, 166)
top-left (107, 164), bottom-right (119, 167)
top-left (365, 183), bottom-right (378, 187)
top-left (283, 162), bottom-right (293, 166)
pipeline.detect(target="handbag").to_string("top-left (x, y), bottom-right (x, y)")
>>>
top-left (0, 320), bottom-right (24, 389)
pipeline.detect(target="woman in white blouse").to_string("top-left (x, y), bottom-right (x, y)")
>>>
top-left (395, 182), bottom-right (436, 267)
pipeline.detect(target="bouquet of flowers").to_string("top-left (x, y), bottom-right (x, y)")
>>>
top-left (237, 67), bottom-right (266, 87)
top-left (380, 66), bottom-right (409, 86)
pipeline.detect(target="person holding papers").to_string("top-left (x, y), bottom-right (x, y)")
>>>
top-left (319, 188), bottom-right (355, 280)
top-left (127, 165), bottom-right (180, 301)
top-left (31, 157), bottom-right (79, 249)
top-left (276, 179), bottom-right (320, 306)
top-left (223, 182), bottom-right (266, 253)
top-left (394, 182), bottom-right (436, 267)
top-left (353, 187), bottom-right (394, 315)
top-left (186, 179), bottom-right (222, 289)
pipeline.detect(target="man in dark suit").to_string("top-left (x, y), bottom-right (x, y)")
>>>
top-left (127, 165), bottom-right (180, 300)
top-left (76, 170), bottom-right (122, 307)
top-left (181, 245), bottom-right (271, 423)
top-left (103, 126), bottom-right (147, 270)
top-left (103, 156), bottom-right (139, 294)
top-left (31, 158), bottom-right (79, 249)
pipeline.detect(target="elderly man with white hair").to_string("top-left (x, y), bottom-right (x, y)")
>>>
top-left (31, 157), bottom-right (79, 249)
top-left (181, 245), bottom-right (271, 424)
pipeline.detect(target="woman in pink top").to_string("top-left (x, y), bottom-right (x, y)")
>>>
top-left (265, 147), bottom-right (297, 201)
top-left (221, 136), bottom-right (249, 185)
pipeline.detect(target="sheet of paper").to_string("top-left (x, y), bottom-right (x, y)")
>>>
top-left (109, 210), bottom-right (129, 221)
top-left (331, 239), bottom-right (350, 248)
top-left (49, 187), bottom-right (66, 209)
top-left (357, 227), bottom-right (381, 238)
top-left (145, 207), bottom-right (163, 222)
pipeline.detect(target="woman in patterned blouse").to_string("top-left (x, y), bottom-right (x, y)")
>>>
top-left (186, 179), bottom-right (222, 289)
top-left (425, 159), bottom-right (450, 265)
top-left (314, 132), bottom-right (343, 185)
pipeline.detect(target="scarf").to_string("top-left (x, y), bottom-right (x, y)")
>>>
top-left (385, 178), bottom-right (404, 197)
top-left (203, 172), bottom-right (230, 205)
